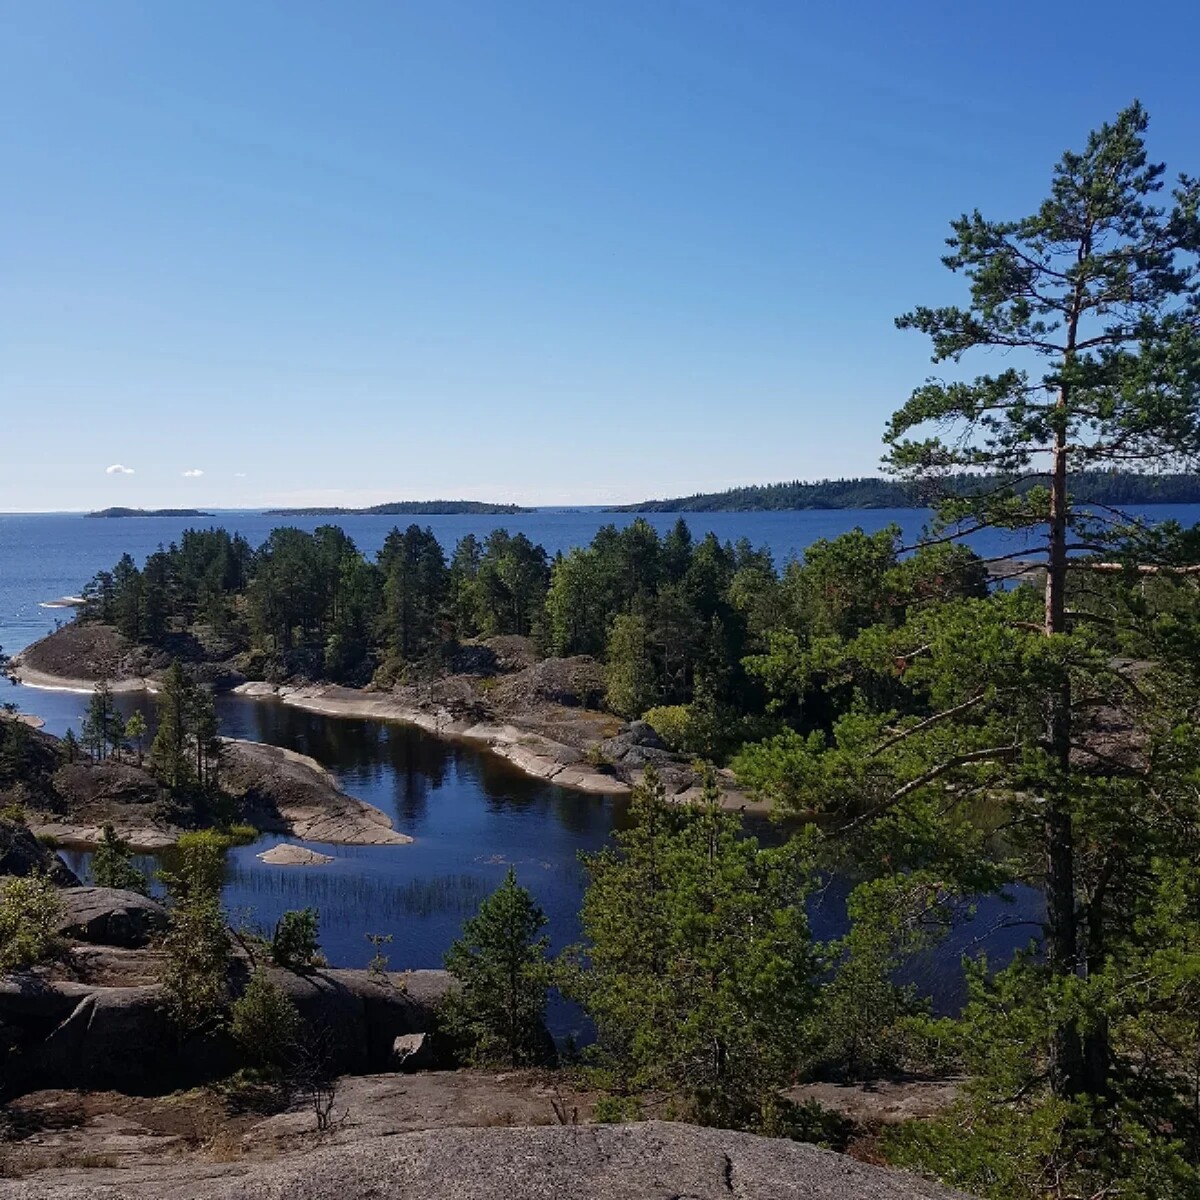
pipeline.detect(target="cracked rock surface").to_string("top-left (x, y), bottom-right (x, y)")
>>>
top-left (0, 1120), bottom-right (971, 1199)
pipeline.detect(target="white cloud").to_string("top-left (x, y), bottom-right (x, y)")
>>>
top-left (105, 464), bottom-right (135, 475)
top-left (182, 468), bottom-right (204, 478)
top-left (234, 472), bottom-right (247, 478)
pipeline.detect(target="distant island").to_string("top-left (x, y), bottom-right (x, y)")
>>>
top-left (264, 500), bottom-right (532, 516)
top-left (610, 471), bottom-right (1200, 512)
top-left (85, 507), bottom-right (212, 519)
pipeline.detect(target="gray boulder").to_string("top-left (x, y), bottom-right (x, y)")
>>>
top-left (0, 818), bottom-right (79, 885)
top-left (391, 1031), bottom-right (436, 1072)
top-left (57, 886), bottom-right (168, 948)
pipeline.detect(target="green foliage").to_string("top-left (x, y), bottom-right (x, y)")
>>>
top-left (271, 908), bottom-right (321, 971)
top-left (603, 613), bottom-right (659, 718)
top-left (591, 1094), bottom-right (642, 1123)
top-left (442, 867), bottom-right (552, 1066)
top-left (81, 680), bottom-right (120, 761)
top-left (90, 823), bottom-right (148, 895)
top-left (123, 710), bottom-right (146, 763)
top-left (0, 873), bottom-right (64, 972)
top-left (365, 931), bottom-right (393, 978)
top-left (573, 767), bottom-right (819, 1126)
top-left (639, 704), bottom-right (694, 753)
top-left (230, 969), bottom-right (302, 1069)
top-left (159, 831), bottom-right (230, 1032)
top-left (808, 874), bottom-right (960, 1080)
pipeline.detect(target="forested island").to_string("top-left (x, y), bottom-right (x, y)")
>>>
top-left (85, 507), bottom-right (212, 519)
top-left (613, 470), bottom-right (1200, 512)
top-left (264, 500), bottom-right (531, 516)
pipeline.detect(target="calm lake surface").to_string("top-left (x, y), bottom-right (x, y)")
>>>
top-left (7, 505), bottom-right (1197, 1029)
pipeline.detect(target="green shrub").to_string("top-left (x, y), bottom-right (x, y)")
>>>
top-left (222, 823), bottom-right (259, 846)
top-left (592, 1094), bottom-right (642, 1124)
top-left (641, 705), bottom-right (694, 753)
top-left (272, 908), bottom-right (321, 971)
top-left (231, 969), bottom-right (302, 1069)
top-left (159, 832), bottom-right (230, 1032)
top-left (0, 803), bottom-right (26, 826)
top-left (0, 874), bottom-right (64, 972)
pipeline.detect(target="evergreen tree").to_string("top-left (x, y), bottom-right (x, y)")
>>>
top-left (111, 553), bottom-right (143, 641)
top-left (442, 867), bottom-right (552, 1066)
top-left (158, 831), bottom-right (229, 1033)
top-left (150, 661), bottom-right (195, 789)
top-left (81, 680), bottom-right (117, 761)
top-left (91, 823), bottom-right (148, 894)
top-left (882, 103), bottom-right (1200, 1100)
top-left (575, 767), bottom-right (818, 1125)
top-left (124, 710), bottom-right (147, 766)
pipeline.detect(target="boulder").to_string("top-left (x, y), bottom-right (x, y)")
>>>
top-left (0, 818), bottom-right (79, 885)
top-left (56, 887), bottom-right (168, 948)
top-left (625, 719), bottom-right (667, 749)
top-left (391, 1031), bottom-right (436, 1072)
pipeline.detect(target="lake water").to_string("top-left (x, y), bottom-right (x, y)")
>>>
top-left (7, 505), bottom-right (1198, 1030)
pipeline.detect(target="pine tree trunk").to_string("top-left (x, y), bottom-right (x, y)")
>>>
top-left (1043, 384), bottom-right (1098, 1098)
top-left (1043, 388), bottom-right (1082, 1099)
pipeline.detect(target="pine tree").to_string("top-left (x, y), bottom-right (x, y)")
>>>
top-left (882, 103), bottom-right (1200, 1099)
top-left (575, 767), bottom-right (818, 1125)
top-left (442, 867), bottom-right (552, 1066)
top-left (124, 710), bottom-right (146, 766)
top-left (91, 823), bottom-right (148, 894)
top-left (150, 661), bottom-right (194, 789)
top-left (81, 680), bottom-right (116, 761)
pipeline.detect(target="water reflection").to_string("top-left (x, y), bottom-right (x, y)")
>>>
top-left (16, 680), bottom-right (1041, 1030)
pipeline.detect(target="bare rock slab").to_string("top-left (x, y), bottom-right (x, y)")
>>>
top-left (257, 842), bottom-right (336, 866)
top-left (0, 1120), bottom-right (974, 1199)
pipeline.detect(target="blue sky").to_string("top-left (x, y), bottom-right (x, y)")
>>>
top-left (3, 1), bottom-right (1198, 511)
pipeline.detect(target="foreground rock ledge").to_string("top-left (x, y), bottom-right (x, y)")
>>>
top-left (0, 1120), bottom-right (970, 1199)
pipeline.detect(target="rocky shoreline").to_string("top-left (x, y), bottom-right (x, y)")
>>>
top-left (11, 627), bottom-right (760, 812)
top-left (2, 716), bottom-right (411, 852)
top-left (233, 681), bottom-right (630, 797)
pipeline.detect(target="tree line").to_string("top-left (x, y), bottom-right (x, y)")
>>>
top-left (611, 469), bottom-right (1200, 512)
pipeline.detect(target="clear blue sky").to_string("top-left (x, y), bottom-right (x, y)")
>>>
top-left (3, 1), bottom-right (1198, 511)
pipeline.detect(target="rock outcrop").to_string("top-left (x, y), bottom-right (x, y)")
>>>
top-left (256, 842), bottom-right (335, 865)
top-left (56, 887), bottom-right (168, 948)
top-left (0, 818), bottom-right (79, 885)
top-left (0, 1120), bottom-right (972, 1199)
top-left (0, 963), bottom-right (454, 1094)
top-left (221, 740), bottom-right (413, 846)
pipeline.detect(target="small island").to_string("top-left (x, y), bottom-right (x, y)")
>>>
top-left (85, 507), bottom-right (212, 519)
top-left (263, 499), bottom-right (532, 516)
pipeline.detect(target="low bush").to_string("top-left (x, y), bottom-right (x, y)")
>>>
top-left (0, 873), bottom-right (64, 972)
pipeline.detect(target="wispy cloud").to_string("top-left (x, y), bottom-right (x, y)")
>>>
top-left (182, 468), bottom-right (204, 478)
top-left (105, 464), bottom-right (135, 475)
top-left (234, 472), bottom-right (247, 478)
